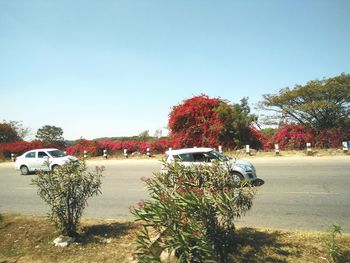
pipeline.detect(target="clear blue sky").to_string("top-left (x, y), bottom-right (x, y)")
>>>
top-left (1, 0), bottom-right (349, 140)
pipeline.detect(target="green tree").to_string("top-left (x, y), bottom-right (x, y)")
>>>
top-left (0, 122), bottom-right (20, 143)
top-left (36, 125), bottom-right (64, 144)
top-left (9, 120), bottom-right (31, 140)
top-left (215, 97), bottom-right (259, 147)
top-left (260, 73), bottom-right (350, 129)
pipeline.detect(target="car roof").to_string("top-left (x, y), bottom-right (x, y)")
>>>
top-left (26, 148), bottom-right (59, 152)
top-left (166, 147), bottom-right (214, 155)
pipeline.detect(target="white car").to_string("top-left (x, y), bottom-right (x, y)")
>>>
top-left (15, 148), bottom-right (78, 175)
top-left (164, 147), bottom-right (264, 186)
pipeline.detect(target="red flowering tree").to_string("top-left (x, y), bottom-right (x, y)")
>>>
top-left (168, 95), bottom-right (260, 149)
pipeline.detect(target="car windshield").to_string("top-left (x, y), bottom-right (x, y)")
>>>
top-left (48, 150), bottom-right (67, 158)
top-left (208, 150), bottom-right (231, 162)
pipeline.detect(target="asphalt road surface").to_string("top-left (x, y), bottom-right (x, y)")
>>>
top-left (0, 156), bottom-right (349, 232)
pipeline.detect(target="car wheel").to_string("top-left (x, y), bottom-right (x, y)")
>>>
top-left (52, 165), bottom-right (60, 173)
top-left (20, 165), bottom-right (29, 175)
top-left (231, 171), bottom-right (243, 183)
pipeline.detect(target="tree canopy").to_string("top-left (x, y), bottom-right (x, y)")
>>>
top-left (168, 94), bottom-right (260, 148)
top-left (36, 125), bottom-right (64, 144)
top-left (0, 122), bottom-right (20, 143)
top-left (0, 120), bottom-right (30, 143)
top-left (260, 73), bottom-right (350, 129)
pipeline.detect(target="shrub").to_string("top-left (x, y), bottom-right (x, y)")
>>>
top-left (0, 141), bottom-right (60, 159)
top-left (121, 140), bottom-right (139, 153)
top-left (152, 139), bottom-right (169, 154)
top-left (99, 140), bottom-right (123, 152)
top-left (31, 161), bottom-right (104, 237)
top-left (273, 124), bottom-right (313, 150)
top-left (132, 162), bottom-right (256, 262)
top-left (272, 124), bottom-right (349, 150)
top-left (65, 139), bottom-right (102, 156)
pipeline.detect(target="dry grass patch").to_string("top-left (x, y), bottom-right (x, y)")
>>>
top-left (0, 214), bottom-right (138, 263)
top-left (231, 227), bottom-right (350, 262)
top-left (0, 214), bottom-right (349, 263)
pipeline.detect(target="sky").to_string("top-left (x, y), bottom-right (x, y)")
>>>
top-left (1, 0), bottom-right (349, 140)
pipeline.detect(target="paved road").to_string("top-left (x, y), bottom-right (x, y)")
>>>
top-left (0, 157), bottom-right (349, 232)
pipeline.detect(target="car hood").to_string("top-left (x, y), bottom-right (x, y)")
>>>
top-left (224, 158), bottom-right (254, 169)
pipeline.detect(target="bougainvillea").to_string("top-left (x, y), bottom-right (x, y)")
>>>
top-left (169, 94), bottom-right (223, 148)
top-left (273, 124), bottom-right (313, 150)
top-left (65, 139), bottom-right (102, 156)
top-left (65, 139), bottom-right (170, 156)
top-left (2, 125), bottom-right (347, 160)
top-left (0, 141), bottom-right (59, 159)
top-left (168, 94), bottom-right (261, 149)
top-left (271, 124), bottom-right (349, 150)
top-left (151, 139), bottom-right (169, 153)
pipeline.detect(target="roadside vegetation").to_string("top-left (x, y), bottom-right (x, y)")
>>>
top-left (0, 73), bottom-right (349, 261)
top-left (132, 162), bottom-right (256, 262)
top-left (31, 161), bottom-right (104, 237)
top-left (1, 73), bottom-right (349, 160)
top-left (1, 214), bottom-right (349, 263)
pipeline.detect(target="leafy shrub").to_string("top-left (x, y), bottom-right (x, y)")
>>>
top-left (271, 124), bottom-right (349, 150)
top-left (99, 140), bottom-right (123, 152)
top-left (152, 139), bottom-right (169, 154)
top-left (65, 139), bottom-right (102, 156)
top-left (132, 162), bottom-right (256, 262)
top-left (121, 140), bottom-right (140, 153)
top-left (31, 161), bottom-right (104, 237)
top-left (273, 124), bottom-right (313, 150)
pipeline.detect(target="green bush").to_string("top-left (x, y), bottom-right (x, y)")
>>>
top-left (32, 161), bottom-right (103, 237)
top-left (132, 162), bottom-right (256, 262)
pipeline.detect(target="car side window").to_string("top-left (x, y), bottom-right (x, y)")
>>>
top-left (178, 153), bottom-right (194, 162)
top-left (25, 152), bottom-right (36, 158)
top-left (193, 153), bottom-right (207, 162)
top-left (38, 151), bottom-right (48, 158)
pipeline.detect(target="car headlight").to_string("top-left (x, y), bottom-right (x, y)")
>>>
top-left (236, 164), bottom-right (253, 172)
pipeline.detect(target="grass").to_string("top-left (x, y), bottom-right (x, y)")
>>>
top-left (0, 214), bottom-right (137, 263)
top-left (1, 214), bottom-right (350, 263)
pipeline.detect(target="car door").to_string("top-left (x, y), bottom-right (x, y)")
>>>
top-left (23, 151), bottom-right (37, 171)
top-left (37, 151), bottom-right (50, 171)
